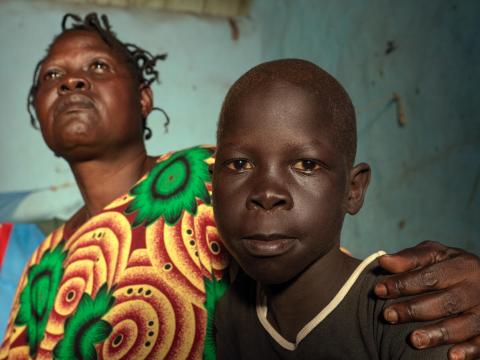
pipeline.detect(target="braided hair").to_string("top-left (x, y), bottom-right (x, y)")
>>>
top-left (27, 13), bottom-right (168, 139)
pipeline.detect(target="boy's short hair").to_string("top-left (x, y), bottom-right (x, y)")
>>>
top-left (218, 59), bottom-right (357, 165)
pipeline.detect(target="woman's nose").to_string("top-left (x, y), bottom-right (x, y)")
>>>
top-left (58, 76), bottom-right (90, 94)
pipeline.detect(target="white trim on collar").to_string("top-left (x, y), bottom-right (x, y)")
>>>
top-left (256, 251), bottom-right (386, 351)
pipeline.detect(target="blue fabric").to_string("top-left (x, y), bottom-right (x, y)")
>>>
top-left (0, 191), bottom-right (33, 222)
top-left (0, 224), bottom-right (44, 337)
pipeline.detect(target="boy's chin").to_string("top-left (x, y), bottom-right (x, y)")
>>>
top-left (242, 262), bottom-right (299, 286)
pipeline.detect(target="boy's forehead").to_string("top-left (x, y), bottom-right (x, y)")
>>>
top-left (218, 59), bottom-right (357, 164)
top-left (223, 79), bottom-right (331, 127)
top-left (219, 80), bottom-right (337, 147)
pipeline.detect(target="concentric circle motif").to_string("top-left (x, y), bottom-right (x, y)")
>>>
top-left (0, 148), bottom-right (229, 360)
top-left (126, 146), bottom-right (214, 226)
top-left (40, 212), bottom-right (132, 356)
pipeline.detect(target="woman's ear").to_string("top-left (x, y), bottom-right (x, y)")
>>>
top-left (139, 84), bottom-right (153, 119)
top-left (346, 162), bottom-right (371, 215)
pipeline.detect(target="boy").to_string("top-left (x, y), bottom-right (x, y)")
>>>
top-left (2, 12), bottom-right (480, 360)
top-left (212, 59), bottom-right (449, 359)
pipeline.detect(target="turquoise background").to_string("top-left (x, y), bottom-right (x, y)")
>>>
top-left (0, 0), bottom-right (478, 310)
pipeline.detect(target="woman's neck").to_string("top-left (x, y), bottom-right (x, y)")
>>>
top-left (67, 145), bottom-right (156, 227)
top-left (265, 247), bottom-right (360, 342)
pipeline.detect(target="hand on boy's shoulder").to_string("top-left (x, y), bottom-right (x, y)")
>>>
top-left (374, 241), bottom-right (480, 360)
top-left (357, 259), bottom-right (451, 359)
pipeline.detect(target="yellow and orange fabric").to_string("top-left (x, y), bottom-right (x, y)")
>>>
top-left (0, 146), bottom-right (229, 360)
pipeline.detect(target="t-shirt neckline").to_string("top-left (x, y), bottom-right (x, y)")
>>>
top-left (255, 250), bottom-right (386, 351)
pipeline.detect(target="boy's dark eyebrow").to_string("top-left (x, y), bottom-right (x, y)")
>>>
top-left (285, 139), bottom-right (335, 151)
top-left (216, 141), bottom-right (246, 150)
top-left (217, 139), bottom-right (337, 158)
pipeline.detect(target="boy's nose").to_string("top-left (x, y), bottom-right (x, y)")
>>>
top-left (247, 182), bottom-right (293, 211)
top-left (58, 76), bottom-right (90, 94)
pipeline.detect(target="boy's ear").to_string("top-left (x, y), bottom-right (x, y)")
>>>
top-left (346, 162), bottom-right (371, 215)
top-left (139, 84), bottom-right (153, 119)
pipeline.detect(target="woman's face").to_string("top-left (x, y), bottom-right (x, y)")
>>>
top-left (35, 30), bottom-right (147, 161)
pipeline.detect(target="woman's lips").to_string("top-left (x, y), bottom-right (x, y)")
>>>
top-left (54, 94), bottom-right (95, 118)
top-left (241, 235), bottom-right (297, 257)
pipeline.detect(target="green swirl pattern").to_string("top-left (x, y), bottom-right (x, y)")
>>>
top-left (15, 242), bottom-right (67, 356)
top-left (126, 146), bottom-right (213, 226)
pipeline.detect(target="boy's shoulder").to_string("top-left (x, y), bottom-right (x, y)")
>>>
top-left (215, 254), bottom-right (450, 360)
top-left (330, 254), bottom-right (450, 359)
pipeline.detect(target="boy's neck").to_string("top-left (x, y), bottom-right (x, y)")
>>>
top-left (264, 246), bottom-right (360, 342)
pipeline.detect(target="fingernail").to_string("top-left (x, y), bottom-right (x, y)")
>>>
top-left (375, 283), bottom-right (388, 297)
top-left (384, 309), bottom-right (398, 323)
top-left (449, 349), bottom-right (465, 360)
top-left (412, 330), bottom-right (430, 349)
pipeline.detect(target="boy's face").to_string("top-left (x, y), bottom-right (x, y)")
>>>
top-left (213, 81), bottom-right (355, 284)
top-left (34, 30), bottom-right (151, 161)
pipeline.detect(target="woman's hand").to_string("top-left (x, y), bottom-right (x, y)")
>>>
top-left (375, 241), bottom-right (480, 360)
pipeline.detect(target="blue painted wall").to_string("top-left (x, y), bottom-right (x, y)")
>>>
top-left (0, 0), bottom-right (479, 259)
top-left (254, 0), bottom-right (480, 256)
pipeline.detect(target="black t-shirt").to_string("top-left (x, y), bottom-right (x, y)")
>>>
top-left (215, 253), bottom-right (449, 359)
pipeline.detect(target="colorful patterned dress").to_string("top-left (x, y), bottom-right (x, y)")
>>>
top-left (0, 146), bottom-right (229, 360)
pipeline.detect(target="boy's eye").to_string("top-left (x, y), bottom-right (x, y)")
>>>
top-left (90, 60), bottom-right (109, 72)
top-left (43, 69), bottom-right (62, 81)
top-left (225, 159), bottom-right (254, 172)
top-left (292, 160), bottom-right (321, 173)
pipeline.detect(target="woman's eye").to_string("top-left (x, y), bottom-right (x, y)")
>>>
top-left (225, 159), bottom-right (254, 172)
top-left (292, 160), bottom-right (321, 173)
top-left (43, 69), bottom-right (62, 81)
top-left (90, 60), bottom-right (109, 72)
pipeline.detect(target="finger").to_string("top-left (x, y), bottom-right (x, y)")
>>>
top-left (448, 336), bottom-right (480, 360)
top-left (383, 285), bottom-right (478, 324)
top-left (378, 241), bottom-right (461, 274)
top-left (375, 254), bottom-right (479, 298)
top-left (408, 309), bottom-right (480, 349)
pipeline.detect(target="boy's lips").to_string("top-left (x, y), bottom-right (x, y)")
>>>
top-left (241, 234), bottom-right (297, 257)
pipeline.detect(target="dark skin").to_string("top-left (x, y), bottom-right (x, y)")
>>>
top-left (34, 32), bottom-right (480, 358)
top-left (212, 60), bottom-right (480, 359)
top-left (377, 243), bottom-right (480, 359)
top-left (213, 79), bottom-right (372, 340)
top-left (34, 30), bottom-right (156, 226)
